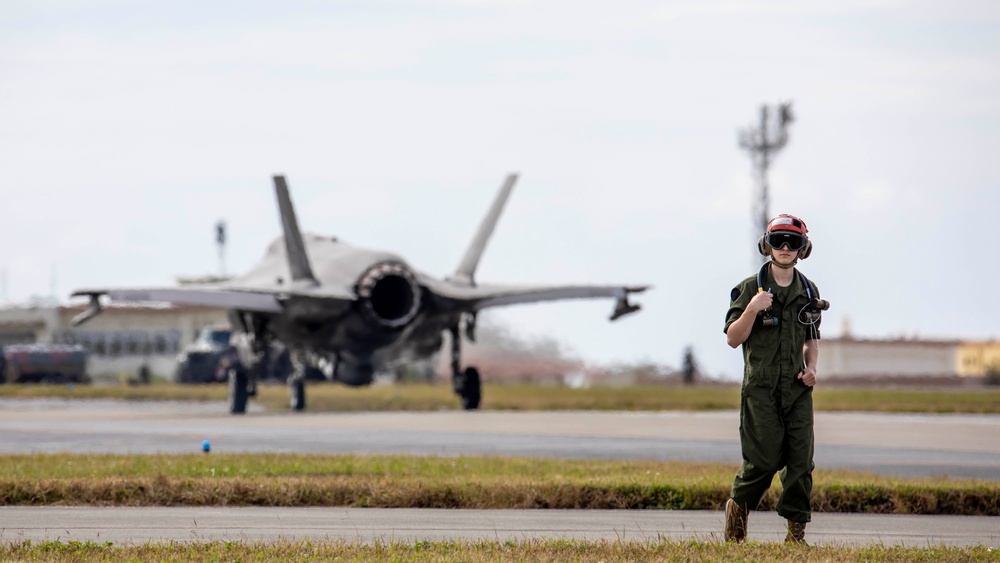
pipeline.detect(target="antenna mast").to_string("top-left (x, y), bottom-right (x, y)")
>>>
top-left (215, 220), bottom-right (227, 277)
top-left (738, 102), bottom-right (794, 263)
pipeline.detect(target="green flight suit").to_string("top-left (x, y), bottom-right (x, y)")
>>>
top-left (724, 266), bottom-right (821, 523)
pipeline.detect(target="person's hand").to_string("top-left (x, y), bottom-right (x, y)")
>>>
top-left (748, 291), bottom-right (773, 314)
top-left (798, 366), bottom-right (816, 387)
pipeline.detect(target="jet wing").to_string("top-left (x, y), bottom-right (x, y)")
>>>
top-left (69, 278), bottom-right (365, 325)
top-left (69, 285), bottom-right (290, 327)
top-left (430, 174), bottom-right (648, 321)
top-left (72, 287), bottom-right (283, 311)
top-left (420, 276), bottom-right (649, 321)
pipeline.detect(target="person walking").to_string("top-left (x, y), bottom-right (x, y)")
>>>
top-left (723, 213), bottom-right (825, 544)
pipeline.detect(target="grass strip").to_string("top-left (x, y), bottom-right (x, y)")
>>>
top-left (0, 539), bottom-right (995, 562)
top-left (1, 382), bottom-right (999, 413)
top-left (1, 454), bottom-right (997, 515)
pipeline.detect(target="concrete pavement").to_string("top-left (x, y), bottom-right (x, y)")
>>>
top-left (0, 507), bottom-right (996, 547)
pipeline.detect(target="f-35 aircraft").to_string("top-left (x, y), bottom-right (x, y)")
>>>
top-left (72, 174), bottom-right (647, 414)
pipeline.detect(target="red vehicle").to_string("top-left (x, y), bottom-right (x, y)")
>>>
top-left (1, 343), bottom-right (90, 384)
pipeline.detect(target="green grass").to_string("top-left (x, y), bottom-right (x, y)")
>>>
top-left (2, 454), bottom-right (997, 515)
top-left (3, 455), bottom-right (996, 559)
top-left (1, 382), bottom-right (999, 413)
top-left (1, 539), bottom-right (996, 562)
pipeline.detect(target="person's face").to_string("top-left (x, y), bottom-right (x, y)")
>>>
top-left (771, 245), bottom-right (799, 265)
top-left (765, 231), bottom-right (805, 265)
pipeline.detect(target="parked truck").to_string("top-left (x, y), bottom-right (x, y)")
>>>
top-left (175, 325), bottom-right (233, 383)
top-left (1, 343), bottom-right (90, 384)
top-left (175, 325), bottom-right (311, 384)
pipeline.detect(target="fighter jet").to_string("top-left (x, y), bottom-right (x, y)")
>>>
top-left (71, 174), bottom-right (647, 414)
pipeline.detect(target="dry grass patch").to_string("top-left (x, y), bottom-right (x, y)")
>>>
top-left (0, 539), bottom-right (995, 562)
top-left (1, 454), bottom-right (997, 515)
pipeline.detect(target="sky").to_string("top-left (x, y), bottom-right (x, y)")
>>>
top-left (1, 0), bottom-right (998, 380)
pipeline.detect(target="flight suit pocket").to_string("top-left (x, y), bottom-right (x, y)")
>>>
top-left (745, 365), bottom-right (777, 389)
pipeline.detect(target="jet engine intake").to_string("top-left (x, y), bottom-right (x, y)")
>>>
top-left (356, 261), bottom-right (421, 329)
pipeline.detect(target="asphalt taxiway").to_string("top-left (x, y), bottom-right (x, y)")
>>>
top-left (1, 399), bottom-right (998, 480)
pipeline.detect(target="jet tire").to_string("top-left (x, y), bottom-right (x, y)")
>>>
top-left (227, 367), bottom-right (248, 415)
top-left (289, 378), bottom-right (306, 411)
top-left (460, 366), bottom-right (481, 410)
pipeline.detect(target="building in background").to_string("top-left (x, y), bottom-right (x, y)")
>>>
top-left (957, 340), bottom-right (1000, 377)
top-left (822, 336), bottom-right (959, 380)
top-left (0, 301), bottom-right (227, 380)
top-left (822, 336), bottom-right (1000, 382)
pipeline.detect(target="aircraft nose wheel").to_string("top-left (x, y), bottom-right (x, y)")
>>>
top-left (454, 366), bottom-right (481, 410)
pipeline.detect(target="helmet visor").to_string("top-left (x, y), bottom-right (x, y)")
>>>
top-left (765, 231), bottom-right (806, 251)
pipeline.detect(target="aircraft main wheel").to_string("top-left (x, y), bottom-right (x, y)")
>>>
top-left (289, 378), bottom-right (306, 411)
top-left (228, 368), bottom-right (248, 415)
top-left (460, 366), bottom-right (481, 410)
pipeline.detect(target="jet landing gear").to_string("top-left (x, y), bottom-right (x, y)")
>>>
top-left (289, 377), bottom-right (306, 411)
top-left (227, 363), bottom-right (250, 414)
top-left (225, 314), bottom-right (269, 415)
top-left (288, 350), bottom-right (309, 411)
top-left (449, 326), bottom-right (481, 410)
top-left (454, 366), bottom-right (481, 410)
top-left (226, 344), bottom-right (265, 415)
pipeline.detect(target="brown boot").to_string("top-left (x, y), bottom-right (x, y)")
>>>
top-left (724, 498), bottom-right (748, 543)
top-left (784, 520), bottom-right (807, 544)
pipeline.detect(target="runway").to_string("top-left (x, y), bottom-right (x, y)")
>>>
top-left (1, 399), bottom-right (998, 480)
top-left (0, 507), bottom-right (997, 547)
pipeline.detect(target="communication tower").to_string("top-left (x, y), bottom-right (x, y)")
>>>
top-left (738, 102), bottom-right (794, 263)
top-left (216, 220), bottom-right (227, 277)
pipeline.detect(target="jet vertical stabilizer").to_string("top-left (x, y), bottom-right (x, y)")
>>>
top-left (273, 175), bottom-right (318, 285)
top-left (450, 173), bottom-right (518, 286)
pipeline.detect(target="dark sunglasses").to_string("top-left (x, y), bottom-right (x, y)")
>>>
top-left (765, 232), bottom-right (807, 251)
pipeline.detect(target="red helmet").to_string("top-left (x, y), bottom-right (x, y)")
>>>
top-left (766, 214), bottom-right (808, 236)
top-left (759, 214), bottom-right (812, 258)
